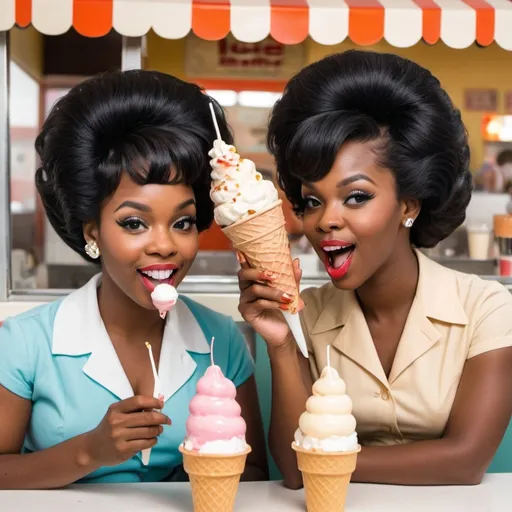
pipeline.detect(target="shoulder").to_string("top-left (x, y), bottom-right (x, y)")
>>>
top-left (1, 299), bottom-right (63, 345)
top-left (0, 300), bottom-right (63, 396)
top-left (416, 251), bottom-right (512, 324)
top-left (451, 270), bottom-right (512, 320)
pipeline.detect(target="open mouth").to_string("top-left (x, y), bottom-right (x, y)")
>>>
top-left (323, 244), bottom-right (355, 270)
top-left (137, 268), bottom-right (178, 292)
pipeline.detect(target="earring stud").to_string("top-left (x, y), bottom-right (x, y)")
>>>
top-left (85, 240), bottom-right (100, 259)
top-left (404, 218), bottom-right (414, 228)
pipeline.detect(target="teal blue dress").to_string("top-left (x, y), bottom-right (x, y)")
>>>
top-left (0, 274), bottom-right (254, 483)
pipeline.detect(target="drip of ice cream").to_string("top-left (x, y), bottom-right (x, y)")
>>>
top-left (209, 140), bottom-right (278, 227)
top-left (151, 283), bottom-right (178, 319)
top-left (294, 366), bottom-right (358, 452)
top-left (184, 364), bottom-right (248, 455)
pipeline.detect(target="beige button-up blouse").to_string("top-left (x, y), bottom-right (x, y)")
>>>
top-left (300, 251), bottom-right (512, 446)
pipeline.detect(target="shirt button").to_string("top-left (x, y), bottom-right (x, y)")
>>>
top-left (381, 390), bottom-right (390, 401)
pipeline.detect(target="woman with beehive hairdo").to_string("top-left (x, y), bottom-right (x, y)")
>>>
top-left (0, 70), bottom-right (268, 488)
top-left (237, 50), bottom-right (512, 487)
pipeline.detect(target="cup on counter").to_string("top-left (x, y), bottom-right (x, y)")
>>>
top-left (494, 215), bottom-right (512, 276)
top-left (466, 223), bottom-right (492, 260)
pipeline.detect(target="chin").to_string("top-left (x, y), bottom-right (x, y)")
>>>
top-left (330, 275), bottom-right (358, 291)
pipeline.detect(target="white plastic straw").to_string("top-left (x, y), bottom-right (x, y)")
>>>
top-left (145, 342), bottom-right (158, 383)
top-left (326, 344), bottom-right (333, 383)
top-left (210, 337), bottom-right (215, 366)
top-left (209, 103), bottom-right (222, 140)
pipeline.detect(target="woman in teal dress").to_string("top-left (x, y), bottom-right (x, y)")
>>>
top-left (0, 71), bottom-right (268, 488)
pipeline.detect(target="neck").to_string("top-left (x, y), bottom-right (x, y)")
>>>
top-left (356, 245), bottom-right (419, 321)
top-left (97, 273), bottom-right (164, 344)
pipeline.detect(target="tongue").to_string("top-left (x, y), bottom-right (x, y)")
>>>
top-left (332, 249), bottom-right (353, 269)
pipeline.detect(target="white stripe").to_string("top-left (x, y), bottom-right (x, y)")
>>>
top-left (0, 0), bottom-right (14, 31)
top-left (486, 0), bottom-right (512, 51)
top-left (436, 0), bottom-right (476, 49)
top-left (32, 0), bottom-right (73, 35)
top-left (230, 0), bottom-right (271, 43)
top-left (113, 0), bottom-right (192, 39)
top-left (380, 0), bottom-right (422, 48)
top-left (308, 0), bottom-right (349, 46)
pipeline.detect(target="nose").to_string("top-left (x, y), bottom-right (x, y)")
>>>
top-left (316, 205), bottom-right (345, 233)
top-left (146, 227), bottom-right (178, 258)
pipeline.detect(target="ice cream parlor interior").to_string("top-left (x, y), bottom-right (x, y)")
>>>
top-left (2, 1), bottom-right (512, 485)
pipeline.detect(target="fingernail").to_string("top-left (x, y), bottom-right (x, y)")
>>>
top-left (159, 426), bottom-right (164, 435)
top-left (235, 252), bottom-right (242, 263)
top-left (264, 270), bottom-right (277, 280)
top-left (281, 293), bottom-right (293, 302)
top-left (279, 304), bottom-right (290, 311)
top-left (167, 418), bottom-right (172, 425)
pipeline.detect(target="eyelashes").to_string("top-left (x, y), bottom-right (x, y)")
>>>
top-left (302, 190), bottom-right (375, 209)
top-left (116, 215), bottom-right (197, 233)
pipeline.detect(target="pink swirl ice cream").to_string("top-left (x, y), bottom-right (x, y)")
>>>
top-left (151, 283), bottom-right (178, 319)
top-left (183, 365), bottom-right (248, 455)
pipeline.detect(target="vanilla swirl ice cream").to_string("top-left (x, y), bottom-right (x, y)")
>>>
top-left (294, 366), bottom-right (358, 452)
top-left (209, 140), bottom-right (278, 227)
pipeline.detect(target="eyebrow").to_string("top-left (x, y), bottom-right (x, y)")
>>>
top-left (302, 173), bottom-right (376, 191)
top-left (176, 198), bottom-right (196, 211)
top-left (114, 201), bottom-right (151, 213)
top-left (336, 174), bottom-right (376, 187)
top-left (114, 198), bottom-right (196, 213)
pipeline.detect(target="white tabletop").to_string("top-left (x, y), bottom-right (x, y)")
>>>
top-left (2, 474), bottom-right (511, 512)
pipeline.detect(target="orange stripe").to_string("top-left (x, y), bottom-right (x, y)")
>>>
top-left (73, 0), bottom-right (113, 38)
top-left (461, 0), bottom-right (495, 46)
top-left (192, 0), bottom-right (230, 41)
top-left (345, 0), bottom-right (384, 46)
top-left (15, 0), bottom-right (32, 27)
top-left (270, 0), bottom-right (309, 45)
top-left (412, 0), bottom-right (441, 45)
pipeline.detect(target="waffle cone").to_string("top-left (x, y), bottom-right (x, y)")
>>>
top-left (292, 443), bottom-right (361, 512)
top-left (179, 445), bottom-right (251, 512)
top-left (222, 200), bottom-right (299, 312)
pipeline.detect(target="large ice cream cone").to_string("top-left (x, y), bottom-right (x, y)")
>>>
top-left (206, 117), bottom-right (308, 357)
top-left (222, 200), bottom-right (299, 312)
top-left (293, 444), bottom-right (360, 512)
top-left (179, 445), bottom-right (251, 512)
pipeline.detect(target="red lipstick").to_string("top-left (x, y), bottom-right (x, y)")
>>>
top-left (320, 239), bottom-right (355, 280)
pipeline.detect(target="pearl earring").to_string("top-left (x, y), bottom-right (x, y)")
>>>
top-left (85, 240), bottom-right (100, 259)
top-left (404, 218), bottom-right (414, 228)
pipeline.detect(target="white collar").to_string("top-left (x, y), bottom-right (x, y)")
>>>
top-left (52, 274), bottom-right (210, 401)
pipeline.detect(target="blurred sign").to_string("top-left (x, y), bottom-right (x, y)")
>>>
top-left (464, 88), bottom-right (498, 112)
top-left (185, 34), bottom-right (305, 80)
top-left (225, 105), bottom-right (270, 152)
top-left (505, 91), bottom-right (512, 114)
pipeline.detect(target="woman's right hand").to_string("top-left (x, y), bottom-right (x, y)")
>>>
top-left (237, 252), bottom-right (303, 349)
top-left (84, 395), bottom-right (171, 467)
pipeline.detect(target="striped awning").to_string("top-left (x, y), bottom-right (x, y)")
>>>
top-left (1, 0), bottom-right (512, 50)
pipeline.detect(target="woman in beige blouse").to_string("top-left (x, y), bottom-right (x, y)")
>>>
top-left (237, 51), bottom-right (512, 487)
